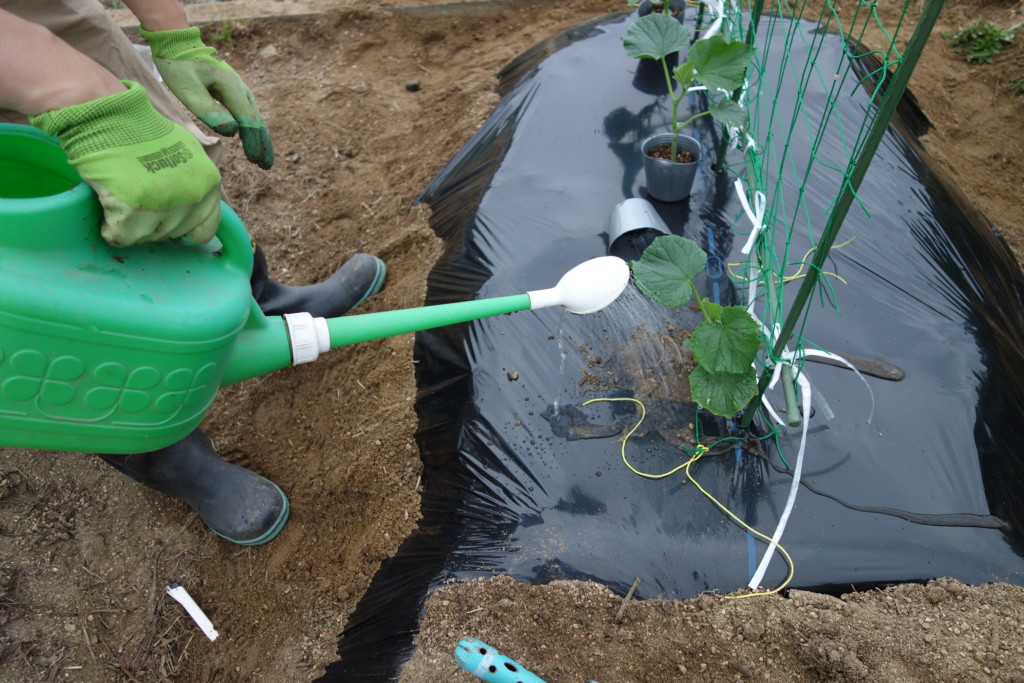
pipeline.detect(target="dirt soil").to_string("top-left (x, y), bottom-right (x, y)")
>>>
top-left (2, 0), bottom-right (1023, 681)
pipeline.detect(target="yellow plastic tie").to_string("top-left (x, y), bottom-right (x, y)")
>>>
top-left (582, 396), bottom-right (795, 597)
top-left (727, 237), bottom-right (856, 285)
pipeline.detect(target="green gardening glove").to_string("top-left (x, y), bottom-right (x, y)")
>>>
top-left (30, 81), bottom-right (222, 248)
top-left (139, 26), bottom-right (274, 169)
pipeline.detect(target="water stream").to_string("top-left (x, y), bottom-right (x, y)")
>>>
top-left (542, 282), bottom-right (706, 451)
top-left (551, 309), bottom-right (568, 417)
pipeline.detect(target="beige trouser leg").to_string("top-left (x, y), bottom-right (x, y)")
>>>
top-left (0, 0), bottom-right (222, 163)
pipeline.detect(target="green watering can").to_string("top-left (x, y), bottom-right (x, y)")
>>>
top-left (0, 124), bottom-right (629, 454)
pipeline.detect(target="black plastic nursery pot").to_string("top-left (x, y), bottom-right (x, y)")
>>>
top-left (641, 131), bottom-right (702, 201)
top-left (317, 9), bottom-right (1024, 681)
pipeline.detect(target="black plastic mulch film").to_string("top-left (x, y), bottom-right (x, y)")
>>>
top-left (317, 10), bottom-right (1024, 681)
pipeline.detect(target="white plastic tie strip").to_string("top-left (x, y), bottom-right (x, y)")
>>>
top-left (166, 583), bottom-right (219, 641)
top-left (774, 349), bottom-right (875, 424)
top-left (747, 365), bottom-right (810, 590)
top-left (741, 315), bottom-right (874, 589)
top-left (727, 124), bottom-right (759, 152)
top-left (699, 0), bottom-right (724, 39)
top-left (736, 179), bottom-right (766, 255)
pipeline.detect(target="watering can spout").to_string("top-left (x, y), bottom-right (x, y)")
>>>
top-left (219, 255), bottom-right (632, 385)
top-left (221, 294), bottom-right (536, 386)
top-left (219, 301), bottom-right (295, 386)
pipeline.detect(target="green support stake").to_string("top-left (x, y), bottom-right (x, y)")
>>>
top-left (781, 364), bottom-right (801, 427)
top-left (740, 0), bottom-right (947, 428)
top-left (713, 0), bottom-right (765, 171)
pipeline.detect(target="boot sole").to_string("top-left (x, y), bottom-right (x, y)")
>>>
top-left (215, 483), bottom-right (290, 546)
top-left (350, 256), bottom-right (387, 311)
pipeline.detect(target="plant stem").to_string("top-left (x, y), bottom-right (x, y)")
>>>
top-left (659, 57), bottom-right (681, 159)
top-left (690, 281), bottom-right (712, 322)
top-left (677, 109), bottom-right (711, 131)
top-left (714, 0), bottom-right (765, 170)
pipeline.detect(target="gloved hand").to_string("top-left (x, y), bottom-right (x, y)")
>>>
top-left (139, 26), bottom-right (274, 169)
top-left (30, 81), bottom-right (222, 247)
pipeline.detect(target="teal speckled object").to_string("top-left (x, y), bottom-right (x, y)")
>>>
top-left (454, 638), bottom-right (547, 683)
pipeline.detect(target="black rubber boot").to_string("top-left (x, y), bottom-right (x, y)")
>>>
top-left (250, 244), bottom-right (387, 318)
top-left (94, 244), bottom-right (382, 545)
top-left (96, 430), bottom-right (289, 546)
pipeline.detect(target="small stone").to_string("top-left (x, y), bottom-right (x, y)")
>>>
top-left (507, 371), bottom-right (519, 381)
top-left (742, 621), bottom-right (765, 641)
top-left (789, 590), bottom-right (845, 610)
top-left (926, 585), bottom-right (947, 604)
top-left (730, 661), bottom-right (753, 678)
top-left (258, 44), bottom-right (278, 58)
top-left (406, 79), bottom-right (421, 92)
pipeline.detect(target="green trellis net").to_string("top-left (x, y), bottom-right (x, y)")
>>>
top-left (687, 0), bottom-right (945, 424)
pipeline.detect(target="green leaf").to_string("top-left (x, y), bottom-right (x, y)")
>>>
top-left (672, 62), bottom-right (697, 87)
top-left (702, 299), bottom-right (723, 322)
top-left (622, 12), bottom-right (691, 61)
top-left (689, 365), bottom-right (758, 417)
top-left (686, 305), bottom-right (760, 374)
top-left (630, 235), bottom-right (707, 306)
top-left (947, 21), bottom-right (1016, 64)
top-left (709, 99), bottom-right (748, 128)
top-left (688, 35), bottom-right (750, 91)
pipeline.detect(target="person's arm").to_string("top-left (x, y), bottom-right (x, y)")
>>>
top-left (123, 0), bottom-right (275, 168)
top-left (1, 8), bottom-right (222, 247)
top-left (0, 8), bottom-right (125, 115)
top-left (119, 0), bottom-right (189, 32)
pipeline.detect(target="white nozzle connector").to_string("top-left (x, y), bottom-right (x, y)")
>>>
top-left (526, 287), bottom-right (562, 311)
top-left (283, 312), bottom-right (330, 365)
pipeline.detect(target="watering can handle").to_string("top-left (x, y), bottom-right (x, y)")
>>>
top-left (177, 201), bottom-right (257, 275)
top-left (177, 233), bottom-right (224, 253)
